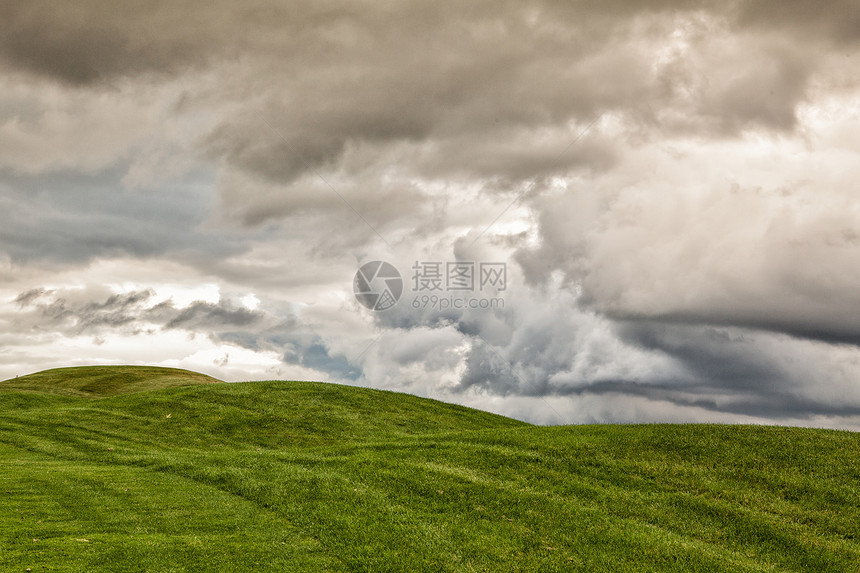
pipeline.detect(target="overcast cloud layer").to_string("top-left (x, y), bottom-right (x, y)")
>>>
top-left (2, 0), bottom-right (859, 428)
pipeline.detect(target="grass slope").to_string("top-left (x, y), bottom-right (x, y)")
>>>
top-left (1, 366), bottom-right (221, 397)
top-left (1, 367), bottom-right (859, 572)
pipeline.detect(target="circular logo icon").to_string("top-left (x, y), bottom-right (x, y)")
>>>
top-left (354, 261), bottom-right (403, 311)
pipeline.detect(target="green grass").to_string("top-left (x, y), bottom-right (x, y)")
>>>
top-left (1, 367), bottom-right (859, 571)
top-left (1, 366), bottom-right (220, 397)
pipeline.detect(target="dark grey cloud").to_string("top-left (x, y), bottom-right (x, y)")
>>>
top-left (1, 0), bottom-right (830, 228)
top-left (161, 301), bottom-right (264, 331)
top-left (78, 290), bottom-right (156, 330)
top-left (450, 312), bottom-right (860, 422)
top-left (737, 0), bottom-right (860, 44)
top-left (0, 0), bottom-right (224, 85)
top-left (14, 288), bottom-right (48, 307)
top-left (458, 339), bottom-right (522, 397)
top-left (195, 0), bottom-right (836, 234)
top-left (613, 313), bottom-right (860, 350)
top-left (0, 167), bottom-right (244, 266)
top-left (3, 0), bottom-right (849, 85)
top-left (11, 286), bottom-right (265, 337)
top-left (613, 321), bottom-right (860, 419)
top-left (10, 287), bottom-right (152, 334)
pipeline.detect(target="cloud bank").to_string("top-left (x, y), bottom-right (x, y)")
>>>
top-left (1, 0), bottom-right (859, 428)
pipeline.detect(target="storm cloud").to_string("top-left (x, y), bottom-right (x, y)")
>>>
top-left (1, 0), bottom-right (859, 428)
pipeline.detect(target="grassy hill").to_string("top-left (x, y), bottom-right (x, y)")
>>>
top-left (1, 367), bottom-right (859, 571)
top-left (1, 365), bottom-right (221, 397)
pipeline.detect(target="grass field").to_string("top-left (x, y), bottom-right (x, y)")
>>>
top-left (1, 366), bottom-right (859, 571)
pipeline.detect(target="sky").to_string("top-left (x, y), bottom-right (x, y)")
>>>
top-left (1, 0), bottom-right (860, 428)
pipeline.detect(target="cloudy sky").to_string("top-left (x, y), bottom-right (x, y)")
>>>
top-left (2, 0), bottom-right (860, 427)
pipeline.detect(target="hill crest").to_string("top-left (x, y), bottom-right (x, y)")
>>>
top-left (0, 365), bottom-right (222, 397)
